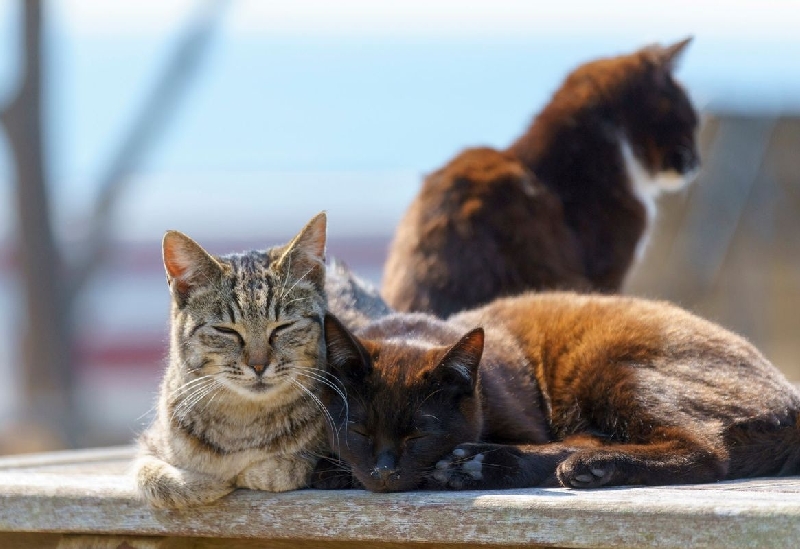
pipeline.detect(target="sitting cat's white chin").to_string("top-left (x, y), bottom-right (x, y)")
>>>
top-left (652, 166), bottom-right (699, 193)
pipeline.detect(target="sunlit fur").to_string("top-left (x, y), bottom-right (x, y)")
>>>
top-left (318, 292), bottom-right (800, 492)
top-left (382, 38), bottom-right (701, 317)
top-left (134, 213), bottom-right (333, 508)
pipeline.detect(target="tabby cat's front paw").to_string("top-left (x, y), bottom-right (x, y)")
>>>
top-left (134, 455), bottom-right (234, 509)
top-left (236, 454), bottom-right (314, 492)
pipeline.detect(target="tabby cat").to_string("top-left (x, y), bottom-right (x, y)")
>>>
top-left (314, 292), bottom-right (800, 492)
top-left (382, 38), bottom-right (700, 317)
top-left (135, 213), bottom-right (330, 508)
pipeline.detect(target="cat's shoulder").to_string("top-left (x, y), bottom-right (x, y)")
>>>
top-left (422, 147), bottom-right (537, 199)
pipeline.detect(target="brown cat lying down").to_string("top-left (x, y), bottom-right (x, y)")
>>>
top-left (382, 38), bottom-right (700, 317)
top-left (314, 292), bottom-right (800, 492)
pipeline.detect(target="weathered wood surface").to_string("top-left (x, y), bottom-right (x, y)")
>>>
top-left (1, 447), bottom-right (800, 549)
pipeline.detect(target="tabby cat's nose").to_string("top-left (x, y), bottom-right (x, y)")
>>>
top-left (247, 348), bottom-right (272, 376)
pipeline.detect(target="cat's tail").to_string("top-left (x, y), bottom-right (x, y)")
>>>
top-left (132, 450), bottom-right (234, 509)
top-left (724, 410), bottom-right (800, 479)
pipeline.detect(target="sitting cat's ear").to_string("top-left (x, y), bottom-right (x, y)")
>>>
top-left (660, 36), bottom-right (692, 71)
top-left (324, 314), bottom-right (371, 380)
top-left (276, 212), bottom-right (327, 286)
top-left (430, 328), bottom-right (484, 396)
top-left (162, 231), bottom-right (224, 307)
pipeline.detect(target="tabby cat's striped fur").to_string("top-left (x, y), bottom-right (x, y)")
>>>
top-left (134, 213), bottom-right (330, 508)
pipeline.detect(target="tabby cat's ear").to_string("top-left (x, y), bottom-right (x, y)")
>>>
top-left (660, 36), bottom-right (692, 71)
top-left (162, 230), bottom-right (224, 306)
top-left (324, 314), bottom-right (371, 380)
top-left (276, 212), bottom-right (327, 286)
top-left (430, 328), bottom-right (484, 396)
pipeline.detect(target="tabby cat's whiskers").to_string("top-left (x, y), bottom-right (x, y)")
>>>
top-left (289, 378), bottom-right (341, 452)
top-left (136, 213), bottom-right (330, 508)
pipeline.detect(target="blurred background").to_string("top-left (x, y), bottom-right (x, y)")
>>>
top-left (0, 0), bottom-right (798, 453)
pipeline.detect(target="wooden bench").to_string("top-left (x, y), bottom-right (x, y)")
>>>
top-left (1, 446), bottom-right (799, 548)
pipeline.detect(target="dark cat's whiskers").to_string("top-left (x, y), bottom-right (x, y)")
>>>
top-left (413, 389), bottom-right (445, 416)
top-left (302, 450), bottom-right (353, 475)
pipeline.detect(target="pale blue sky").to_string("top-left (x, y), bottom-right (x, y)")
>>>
top-left (0, 0), bottom-right (798, 239)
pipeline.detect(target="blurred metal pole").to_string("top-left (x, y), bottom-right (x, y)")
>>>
top-left (0, 0), bottom-right (229, 450)
top-left (70, 0), bottom-right (231, 298)
top-left (0, 0), bottom-right (77, 447)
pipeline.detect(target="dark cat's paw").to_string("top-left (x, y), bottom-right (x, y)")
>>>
top-left (309, 455), bottom-right (361, 490)
top-left (556, 451), bottom-right (617, 488)
top-left (431, 443), bottom-right (521, 490)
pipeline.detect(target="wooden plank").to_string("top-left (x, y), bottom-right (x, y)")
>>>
top-left (1, 447), bottom-right (800, 548)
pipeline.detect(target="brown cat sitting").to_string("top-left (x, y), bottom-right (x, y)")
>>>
top-left (314, 292), bottom-right (800, 492)
top-left (382, 38), bottom-right (700, 317)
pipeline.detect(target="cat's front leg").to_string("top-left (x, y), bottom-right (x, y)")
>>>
top-left (430, 442), bottom-right (575, 490)
top-left (134, 454), bottom-right (235, 509)
top-left (236, 453), bottom-right (316, 492)
top-left (429, 443), bottom-right (555, 490)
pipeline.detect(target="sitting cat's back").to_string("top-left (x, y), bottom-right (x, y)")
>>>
top-left (382, 147), bottom-right (586, 317)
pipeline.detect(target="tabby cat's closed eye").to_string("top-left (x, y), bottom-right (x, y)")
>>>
top-left (135, 212), bottom-right (331, 509)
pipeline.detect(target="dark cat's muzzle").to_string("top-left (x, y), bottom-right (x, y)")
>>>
top-left (372, 451), bottom-right (400, 483)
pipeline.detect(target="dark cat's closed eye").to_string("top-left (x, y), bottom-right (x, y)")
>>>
top-left (403, 432), bottom-right (432, 446)
top-left (348, 424), bottom-right (370, 438)
top-left (320, 292), bottom-right (800, 495)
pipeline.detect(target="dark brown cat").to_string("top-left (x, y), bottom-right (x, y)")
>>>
top-left (314, 292), bottom-right (800, 492)
top-left (382, 38), bottom-right (700, 317)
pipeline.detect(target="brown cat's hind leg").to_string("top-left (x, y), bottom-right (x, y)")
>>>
top-left (556, 426), bottom-right (728, 488)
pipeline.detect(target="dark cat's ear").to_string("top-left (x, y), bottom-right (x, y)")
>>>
top-left (162, 230), bottom-right (224, 306)
top-left (276, 212), bottom-right (327, 286)
top-left (324, 314), bottom-right (371, 380)
top-left (659, 36), bottom-right (692, 71)
top-left (430, 328), bottom-right (484, 396)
